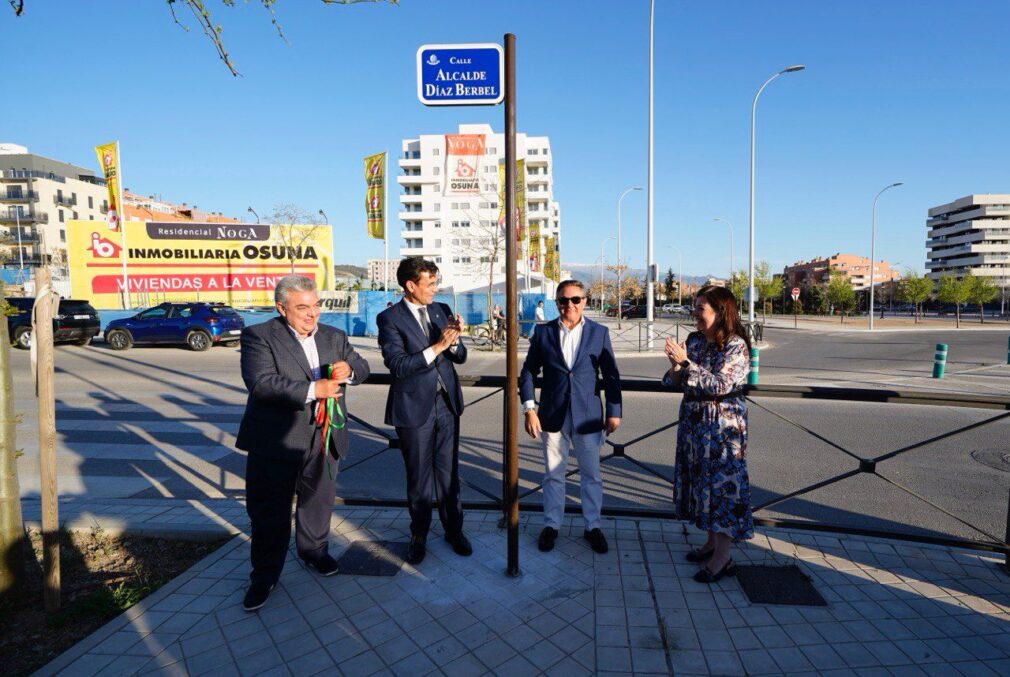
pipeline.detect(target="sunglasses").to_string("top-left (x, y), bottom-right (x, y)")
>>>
top-left (556, 296), bottom-right (585, 305)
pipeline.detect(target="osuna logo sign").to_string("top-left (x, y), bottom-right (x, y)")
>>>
top-left (417, 43), bottom-right (504, 106)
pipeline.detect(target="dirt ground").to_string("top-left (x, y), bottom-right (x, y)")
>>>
top-left (0, 528), bottom-right (227, 676)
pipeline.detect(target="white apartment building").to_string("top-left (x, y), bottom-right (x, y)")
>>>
top-left (0, 143), bottom-right (110, 268)
top-left (366, 258), bottom-right (399, 287)
top-left (926, 194), bottom-right (1010, 290)
top-left (398, 123), bottom-right (561, 293)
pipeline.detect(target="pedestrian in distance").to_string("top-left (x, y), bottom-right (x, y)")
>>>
top-left (237, 274), bottom-right (370, 611)
top-left (663, 285), bottom-right (753, 584)
top-left (376, 257), bottom-right (472, 565)
top-left (520, 279), bottom-right (622, 554)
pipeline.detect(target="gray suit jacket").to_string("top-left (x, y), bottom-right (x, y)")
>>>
top-left (236, 316), bottom-right (370, 461)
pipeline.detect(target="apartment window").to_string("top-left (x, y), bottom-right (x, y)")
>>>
top-left (433, 167), bottom-right (440, 175)
top-left (490, 202), bottom-right (497, 210)
top-left (73, 211), bottom-right (78, 220)
top-left (433, 239), bottom-right (442, 247)
top-left (460, 256), bottom-right (471, 264)
top-left (461, 220), bottom-right (470, 228)
top-left (59, 209), bottom-right (64, 223)
top-left (88, 196), bottom-right (93, 208)
top-left (529, 149), bottom-right (538, 155)
top-left (102, 200), bottom-right (108, 212)
top-left (460, 239), bottom-right (470, 246)
top-left (60, 229), bottom-right (66, 242)
top-left (452, 239), bottom-right (460, 245)
top-left (435, 257), bottom-right (442, 263)
top-left (461, 202), bottom-right (470, 210)
top-left (487, 147), bottom-right (497, 154)
top-left (451, 203), bottom-right (458, 210)
top-left (71, 192), bottom-right (77, 203)
top-left (89, 215), bottom-right (94, 220)
top-left (452, 257), bottom-right (460, 264)
top-left (432, 148), bottom-right (440, 156)
top-left (7, 186), bottom-right (22, 198)
top-left (57, 189), bottom-right (63, 201)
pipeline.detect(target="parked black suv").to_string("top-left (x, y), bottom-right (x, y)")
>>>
top-left (5, 297), bottom-right (101, 349)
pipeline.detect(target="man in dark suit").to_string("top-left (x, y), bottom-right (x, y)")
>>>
top-left (237, 274), bottom-right (370, 611)
top-left (376, 257), bottom-right (471, 565)
top-left (520, 279), bottom-right (622, 554)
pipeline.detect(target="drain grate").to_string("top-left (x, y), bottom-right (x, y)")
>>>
top-left (335, 540), bottom-right (409, 576)
top-left (736, 565), bottom-right (827, 606)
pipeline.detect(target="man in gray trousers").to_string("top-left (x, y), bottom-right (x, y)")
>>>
top-left (236, 275), bottom-right (370, 611)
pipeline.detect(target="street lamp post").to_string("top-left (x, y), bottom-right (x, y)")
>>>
top-left (748, 65), bottom-right (805, 328)
top-left (599, 235), bottom-right (615, 313)
top-left (617, 186), bottom-right (642, 329)
top-left (713, 217), bottom-right (734, 280)
top-left (869, 182), bottom-right (903, 330)
top-left (318, 209), bottom-right (329, 225)
top-left (247, 206), bottom-right (260, 224)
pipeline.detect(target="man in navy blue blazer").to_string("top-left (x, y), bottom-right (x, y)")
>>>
top-left (520, 279), bottom-right (622, 554)
top-left (377, 257), bottom-right (471, 565)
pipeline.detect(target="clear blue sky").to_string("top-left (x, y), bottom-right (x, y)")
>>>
top-left (6, 1), bottom-right (1009, 278)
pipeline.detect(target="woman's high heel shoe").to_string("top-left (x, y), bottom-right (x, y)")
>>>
top-left (685, 548), bottom-right (714, 563)
top-left (693, 558), bottom-right (737, 584)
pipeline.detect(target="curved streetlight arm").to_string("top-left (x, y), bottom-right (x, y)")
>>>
top-left (748, 64), bottom-right (805, 325)
top-left (247, 206), bottom-right (260, 224)
top-left (869, 182), bottom-right (904, 330)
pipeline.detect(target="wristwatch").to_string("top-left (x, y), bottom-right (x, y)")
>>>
top-left (679, 359), bottom-right (690, 369)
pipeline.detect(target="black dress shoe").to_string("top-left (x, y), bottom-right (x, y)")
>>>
top-left (693, 559), bottom-right (737, 584)
top-left (445, 532), bottom-right (473, 557)
top-left (583, 528), bottom-right (609, 554)
top-left (243, 582), bottom-right (275, 612)
top-left (685, 547), bottom-right (714, 563)
top-left (406, 535), bottom-right (427, 565)
top-left (303, 553), bottom-right (339, 577)
top-left (538, 527), bottom-right (558, 552)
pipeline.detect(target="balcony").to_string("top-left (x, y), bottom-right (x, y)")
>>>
top-left (0, 211), bottom-right (48, 224)
top-left (0, 228), bottom-right (41, 243)
top-left (0, 190), bottom-right (39, 203)
top-left (53, 194), bottom-right (77, 207)
top-left (0, 169), bottom-right (66, 183)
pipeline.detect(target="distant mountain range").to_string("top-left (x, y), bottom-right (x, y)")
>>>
top-left (563, 263), bottom-right (716, 286)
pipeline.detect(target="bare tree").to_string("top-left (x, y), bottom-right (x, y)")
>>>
top-left (268, 203), bottom-right (326, 275)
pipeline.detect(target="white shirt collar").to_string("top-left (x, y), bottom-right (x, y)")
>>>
top-left (286, 322), bottom-right (318, 341)
top-left (558, 316), bottom-right (585, 334)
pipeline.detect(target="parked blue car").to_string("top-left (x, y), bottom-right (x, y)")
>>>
top-left (104, 302), bottom-right (245, 351)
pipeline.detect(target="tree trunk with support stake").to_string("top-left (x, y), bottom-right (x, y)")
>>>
top-left (0, 282), bottom-right (25, 600)
top-left (33, 267), bottom-right (60, 612)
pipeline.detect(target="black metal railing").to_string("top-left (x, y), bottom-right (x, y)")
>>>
top-left (0, 211), bottom-right (48, 224)
top-left (336, 374), bottom-right (1010, 557)
top-left (0, 190), bottom-right (39, 203)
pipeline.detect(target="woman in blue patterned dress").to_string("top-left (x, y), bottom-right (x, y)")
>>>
top-left (663, 286), bottom-right (753, 583)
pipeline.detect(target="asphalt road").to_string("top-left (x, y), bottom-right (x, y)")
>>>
top-left (10, 325), bottom-right (1010, 549)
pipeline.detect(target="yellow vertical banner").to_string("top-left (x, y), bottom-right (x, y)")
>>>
top-left (515, 159), bottom-right (526, 247)
top-left (543, 235), bottom-right (556, 281)
top-left (94, 142), bottom-right (122, 231)
top-left (528, 223), bottom-right (541, 272)
top-left (364, 152), bottom-right (386, 239)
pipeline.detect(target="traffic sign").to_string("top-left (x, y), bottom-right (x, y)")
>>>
top-left (791, 287), bottom-right (800, 301)
top-left (416, 43), bottom-right (504, 106)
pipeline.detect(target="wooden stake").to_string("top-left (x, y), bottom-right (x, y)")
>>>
top-left (33, 266), bottom-right (59, 612)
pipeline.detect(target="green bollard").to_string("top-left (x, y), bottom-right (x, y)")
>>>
top-left (748, 347), bottom-right (760, 385)
top-left (932, 343), bottom-right (948, 379)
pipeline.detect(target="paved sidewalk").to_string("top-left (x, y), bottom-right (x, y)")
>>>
top-left (35, 501), bottom-right (1010, 676)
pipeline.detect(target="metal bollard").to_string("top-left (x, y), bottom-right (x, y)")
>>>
top-left (932, 343), bottom-right (948, 379)
top-left (1006, 336), bottom-right (1009, 365)
top-left (748, 347), bottom-right (760, 385)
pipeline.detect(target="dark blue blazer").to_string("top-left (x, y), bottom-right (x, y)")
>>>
top-left (519, 318), bottom-right (622, 434)
top-left (377, 299), bottom-right (467, 428)
top-left (236, 317), bottom-right (370, 461)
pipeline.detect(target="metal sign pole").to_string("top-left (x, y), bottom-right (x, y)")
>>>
top-left (503, 32), bottom-right (520, 578)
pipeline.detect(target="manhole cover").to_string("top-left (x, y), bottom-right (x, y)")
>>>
top-left (336, 540), bottom-right (409, 576)
top-left (736, 565), bottom-right (827, 606)
top-left (971, 449), bottom-right (1010, 473)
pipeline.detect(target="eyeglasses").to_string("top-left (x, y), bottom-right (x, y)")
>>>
top-left (556, 296), bottom-right (584, 305)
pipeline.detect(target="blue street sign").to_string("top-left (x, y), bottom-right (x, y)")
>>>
top-left (416, 43), bottom-right (504, 106)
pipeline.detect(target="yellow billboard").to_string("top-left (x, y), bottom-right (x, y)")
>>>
top-left (66, 220), bottom-right (334, 308)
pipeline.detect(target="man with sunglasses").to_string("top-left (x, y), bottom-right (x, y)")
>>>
top-left (520, 279), bottom-right (622, 553)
